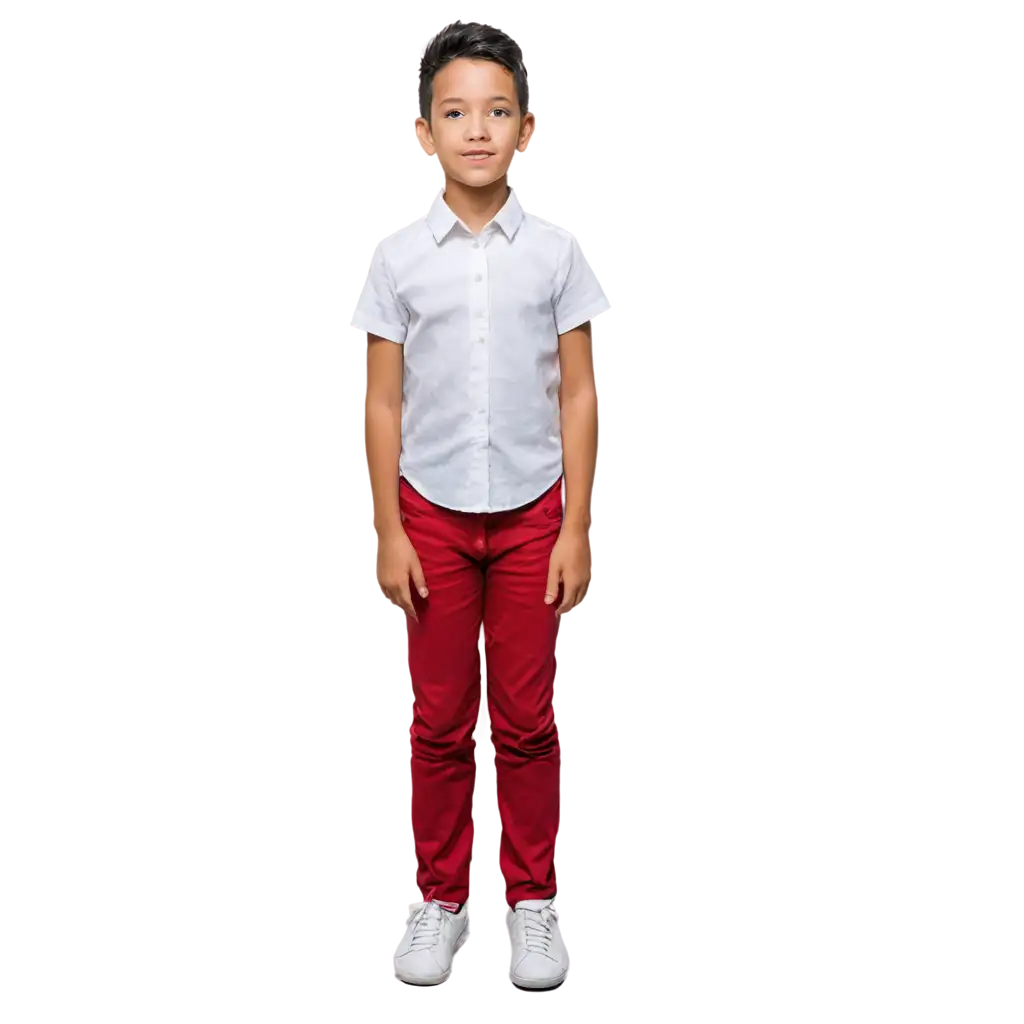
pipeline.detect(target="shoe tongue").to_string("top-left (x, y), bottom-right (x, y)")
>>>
top-left (515, 897), bottom-right (555, 911)
top-left (432, 899), bottom-right (460, 913)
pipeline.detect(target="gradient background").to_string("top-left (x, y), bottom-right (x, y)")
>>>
top-left (2, 4), bottom-right (1024, 1019)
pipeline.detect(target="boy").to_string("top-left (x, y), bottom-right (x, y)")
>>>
top-left (350, 20), bottom-right (610, 990)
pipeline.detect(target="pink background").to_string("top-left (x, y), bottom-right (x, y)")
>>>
top-left (0, 8), bottom-right (1019, 1024)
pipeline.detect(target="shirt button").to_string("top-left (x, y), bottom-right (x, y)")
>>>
top-left (471, 241), bottom-right (479, 248)
top-left (474, 273), bottom-right (482, 281)
top-left (478, 336), bottom-right (485, 343)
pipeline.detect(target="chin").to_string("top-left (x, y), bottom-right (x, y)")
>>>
top-left (451, 168), bottom-right (505, 187)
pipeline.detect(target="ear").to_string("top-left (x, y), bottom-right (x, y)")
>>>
top-left (520, 111), bottom-right (536, 153)
top-left (411, 114), bottom-right (436, 157)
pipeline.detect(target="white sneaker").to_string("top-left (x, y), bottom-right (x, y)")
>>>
top-left (393, 899), bottom-right (469, 985)
top-left (506, 897), bottom-right (569, 990)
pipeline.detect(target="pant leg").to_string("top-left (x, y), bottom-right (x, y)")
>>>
top-left (399, 477), bottom-right (485, 905)
top-left (481, 476), bottom-right (565, 909)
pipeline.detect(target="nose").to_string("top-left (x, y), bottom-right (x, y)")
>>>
top-left (467, 119), bottom-right (489, 140)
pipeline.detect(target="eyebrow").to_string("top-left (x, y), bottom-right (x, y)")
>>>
top-left (438, 95), bottom-right (514, 106)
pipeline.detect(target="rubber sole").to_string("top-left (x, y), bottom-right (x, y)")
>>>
top-left (509, 966), bottom-right (573, 991)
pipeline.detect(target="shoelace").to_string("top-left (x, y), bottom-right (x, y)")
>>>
top-left (407, 901), bottom-right (445, 950)
top-left (519, 906), bottom-right (555, 954)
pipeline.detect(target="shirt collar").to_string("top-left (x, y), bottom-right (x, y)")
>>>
top-left (426, 184), bottom-right (525, 244)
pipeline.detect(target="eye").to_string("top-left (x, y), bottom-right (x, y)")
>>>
top-left (443, 108), bottom-right (512, 119)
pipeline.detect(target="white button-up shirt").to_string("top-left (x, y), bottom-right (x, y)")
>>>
top-left (351, 185), bottom-right (610, 513)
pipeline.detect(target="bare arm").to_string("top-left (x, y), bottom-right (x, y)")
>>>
top-left (557, 320), bottom-right (598, 533)
top-left (365, 334), bottom-right (427, 619)
top-left (365, 334), bottom-right (404, 538)
top-left (544, 320), bottom-right (597, 616)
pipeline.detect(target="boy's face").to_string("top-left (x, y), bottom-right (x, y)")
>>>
top-left (416, 57), bottom-right (534, 185)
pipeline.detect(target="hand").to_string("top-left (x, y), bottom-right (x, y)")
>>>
top-left (377, 526), bottom-right (428, 621)
top-left (544, 525), bottom-right (591, 616)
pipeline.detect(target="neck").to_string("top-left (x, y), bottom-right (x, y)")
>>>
top-left (442, 176), bottom-right (510, 234)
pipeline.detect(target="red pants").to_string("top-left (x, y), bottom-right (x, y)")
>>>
top-left (398, 473), bottom-right (564, 910)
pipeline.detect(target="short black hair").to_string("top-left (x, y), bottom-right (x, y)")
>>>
top-left (419, 21), bottom-right (529, 128)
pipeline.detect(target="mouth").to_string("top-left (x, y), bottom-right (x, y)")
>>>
top-left (462, 152), bottom-right (495, 161)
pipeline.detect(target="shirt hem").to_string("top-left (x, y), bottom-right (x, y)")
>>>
top-left (400, 468), bottom-right (563, 514)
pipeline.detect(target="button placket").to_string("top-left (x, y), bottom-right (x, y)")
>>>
top-left (469, 236), bottom-right (491, 507)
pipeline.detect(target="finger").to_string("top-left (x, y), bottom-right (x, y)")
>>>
top-left (555, 582), bottom-right (579, 616)
top-left (398, 580), bottom-right (418, 621)
top-left (409, 556), bottom-right (429, 599)
top-left (578, 580), bottom-right (590, 604)
top-left (544, 562), bottom-right (561, 605)
top-left (572, 580), bottom-right (589, 605)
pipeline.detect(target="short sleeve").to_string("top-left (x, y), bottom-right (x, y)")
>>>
top-left (350, 241), bottom-right (409, 343)
top-left (552, 232), bottom-right (611, 335)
